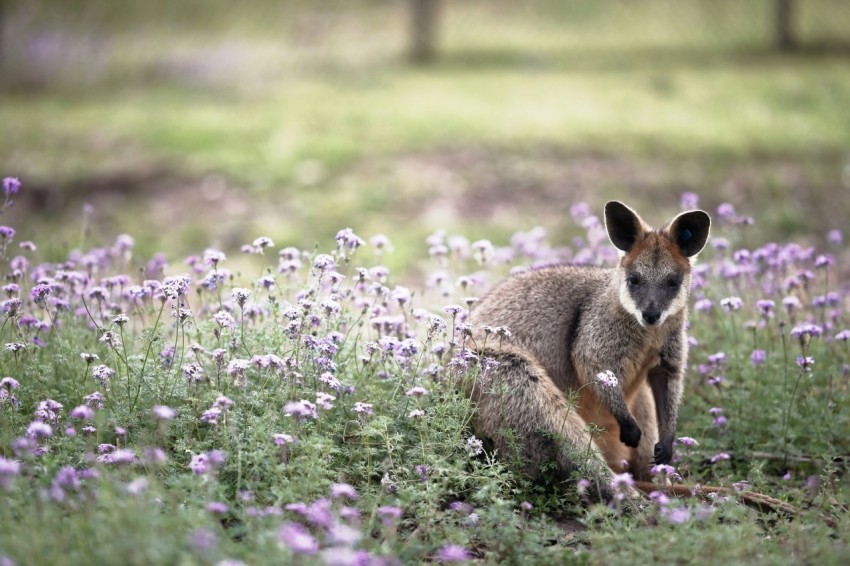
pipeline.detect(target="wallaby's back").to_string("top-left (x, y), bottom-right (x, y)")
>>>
top-left (471, 265), bottom-right (614, 392)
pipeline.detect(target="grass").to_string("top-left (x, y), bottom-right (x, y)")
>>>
top-left (1, 4), bottom-right (850, 560)
top-left (0, 186), bottom-right (849, 564)
top-left (2, 1), bottom-right (850, 262)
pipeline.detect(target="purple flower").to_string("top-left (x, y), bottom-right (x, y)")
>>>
top-left (717, 202), bottom-right (736, 220)
top-left (84, 391), bottom-right (105, 409)
top-left (34, 399), bottom-right (63, 424)
top-left (0, 456), bottom-right (21, 489)
top-left (181, 362), bottom-right (205, 384)
top-left (707, 352), bottom-right (726, 365)
top-left (576, 478), bottom-right (591, 494)
top-left (252, 236), bottom-right (275, 252)
top-left (661, 506), bottom-right (691, 524)
top-left (835, 330), bottom-right (850, 342)
top-left (207, 501), bottom-right (229, 514)
top-left (755, 300), bottom-right (775, 317)
top-left (151, 405), bottom-right (176, 420)
top-left (611, 472), bottom-right (634, 490)
top-left (69, 405), bottom-right (95, 420)
top-left (29, 283), bottom-right (50, 305)
top-left (405, 386), bottom-right (429, 398)
top-left (436, 544), bottom-right (472, 563)
top-left (465, 436), bottom-right (484, 457)
top-left (330, 483), bottom-right (357, 500)
top-left (790, 324), bottom-right (822, 339)
top-left (278, 522), bottom-right (318, 555)
top-left (335, 228), bottom-right (365, 251)
top-left (710, 452), bottom-right (731, 464)
top-left (815, 254), bottom-right (834, 268)
top-left (796, 356), bottom-right (815, 372)
top-left (351, 402), bottom-right (373, 416)
top-left (0, 226), bottom-right (15, 240)
top-left (231, 288), bottom-right (252, 307)
top-left (273, 433), bottom-right (297, 446)
top-left (27, 421), bottom-right (53, 439)
top-left (107, 449), bottom-right (137, 465)
top-left (203, 249), bottom-right (226, 266)
top-left (328, 523), bottom-right (362, 547)
top-left (782, 296), bottom-right (801, 313)
top-left (751, 349), bottom-right (767, 367)
top-left (720, 296), bottom-right (743, 313)
top-left (208, 450), bottom-right (226, 467)
top-left (694, 298), bottom-right (713, 313)
top-left (316, 392), bottom-right (336, 410)
top-left (142, 447), bottom-right (168, 466)
top-left (303, 498), bottom-right (334, 528)
top-left (189, 529), bottom-right (218, 551)
top-left (98, 443), bottom-right (116, 454)
top-left (189, 454), bottom-right (210, 475)
top-left (312, 254), bottom-right (336, 275)
top-left (444, 305), bottom-right (465, 317)
top-left (284, 400), bottom-right (318, 421)
top-left (377, 505), bottom-right (403, 525)
top-left (595, 370), bottom-right (619, 388)
top-left (520, 501), bottom-right (533, 512)
top-left (650, 464), bottom-right (677, 478)
top-left (2, 177), bottom-right (21, 195)
top-left (649, 491), bottom-right (670, 506)
top-left (415, 464), bottom-right (429, 482)
top-left (200, 407), bottom-right (222, 424)
top-left (680, 192), bottom-right (699, 210)
top-left (827, 229), bottom-right (843, 246)
top-left (92, 365), bottom-right (115, 387)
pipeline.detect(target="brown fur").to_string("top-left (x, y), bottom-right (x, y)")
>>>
top-left (465, 201), bottom-right (711, 502)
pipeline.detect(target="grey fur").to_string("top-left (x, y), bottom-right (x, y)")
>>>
top-left (465, 201), bottom-right (710, 500)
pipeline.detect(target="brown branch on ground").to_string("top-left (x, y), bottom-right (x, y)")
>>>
top-left (632, 481), bottom-right (838, 528)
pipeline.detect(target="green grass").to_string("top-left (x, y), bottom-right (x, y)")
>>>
top-left (3, 0), bottom-right (850, 262)
top-left (2, 5), bottom-right (850, 556)
top-left (1, 196), bottom-right (849, 564)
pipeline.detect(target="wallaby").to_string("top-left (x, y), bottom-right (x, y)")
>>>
top-left (465, 201), bottom-right (711, 502)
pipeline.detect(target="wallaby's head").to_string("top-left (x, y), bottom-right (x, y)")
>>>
top-left (604, 201), bottom-right (711, 327)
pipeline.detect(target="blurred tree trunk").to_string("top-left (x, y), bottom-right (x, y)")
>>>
top-left (776, 0), bottom-right (796, 51)
top-left (409, 0), bottom-right (439, 63)
top-left (0, 0), bottom-right (4, 67)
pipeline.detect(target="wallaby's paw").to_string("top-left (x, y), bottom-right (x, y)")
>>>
top-left (653, 439), bottom-right (673, 465)
top-left (619, 417), bottom-right (642, 448)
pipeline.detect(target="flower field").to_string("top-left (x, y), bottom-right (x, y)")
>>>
top-left (0, 178), bottom-right (848, 565)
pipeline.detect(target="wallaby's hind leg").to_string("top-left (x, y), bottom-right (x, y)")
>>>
top-left (628, 384), bottom-right (659, 481)
top-left (465, 347), bottom-right (616, 502)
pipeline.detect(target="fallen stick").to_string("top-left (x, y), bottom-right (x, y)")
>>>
top-left (632, 481), bottom-right (837, 528)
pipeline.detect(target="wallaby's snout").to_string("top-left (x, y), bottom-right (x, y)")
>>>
top-left (642, 308), bottom-right (661, 326)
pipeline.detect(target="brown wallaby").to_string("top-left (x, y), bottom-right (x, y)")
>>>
top-left (465, 201), bottom-right (711, 502)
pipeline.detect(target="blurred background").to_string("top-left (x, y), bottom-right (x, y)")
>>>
top-left (2, 0), bottom-right (850, 268)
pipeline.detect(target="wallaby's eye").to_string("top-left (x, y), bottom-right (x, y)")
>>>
top-left (627, 274), bottom-right (641, 286)
top-left (666, 277), bottom-right (680, 288)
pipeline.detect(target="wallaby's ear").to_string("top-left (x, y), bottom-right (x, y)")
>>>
top-left (667, 210), bottom-right (711, 257)
top-left (604, 201), bottom-right (647, 253)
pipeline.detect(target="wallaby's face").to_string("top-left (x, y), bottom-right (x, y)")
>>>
top-left (605, 201), bottom-right (711, 327)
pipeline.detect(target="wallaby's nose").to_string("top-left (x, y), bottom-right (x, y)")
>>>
top-left (642, 310), bottom-right (661, 325)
